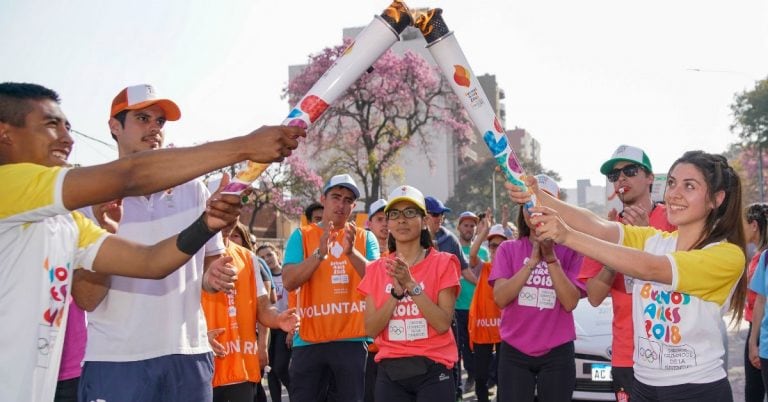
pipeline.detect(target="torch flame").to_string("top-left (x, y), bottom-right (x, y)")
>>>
top-left (413, 9), bottom-right (437, 36)
top-left (384, 0), bottom-right (410, 24)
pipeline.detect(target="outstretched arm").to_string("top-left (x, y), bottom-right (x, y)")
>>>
top-left (90, 189), bottom-right (242, 279)
top-left (505, 177), bottom-right (620, 244)
top-left (531, 206), bottom-right (672, 284)
top-left (62, 125), bottom-right (305, 211)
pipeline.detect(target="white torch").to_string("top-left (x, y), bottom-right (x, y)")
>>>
top-left (414, 8), bottom-right (537, 211)
top-left (223, 1), bottom-right (413, 194)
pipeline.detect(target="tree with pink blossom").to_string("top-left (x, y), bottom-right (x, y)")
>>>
top-left (284, 41), bottom-right (475, 210)
top-left (206, 155), bottom-right (323, 228)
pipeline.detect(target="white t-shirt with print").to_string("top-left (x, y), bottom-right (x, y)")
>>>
top-left (0, 164), bottom-right (107, 402)
top-left (621, 225), bottom-right (744, 386)
top-left (85, 180), bottom-right (225, 362)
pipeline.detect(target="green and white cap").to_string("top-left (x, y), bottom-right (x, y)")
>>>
top-left (599, 145), bottom-right (653, 175)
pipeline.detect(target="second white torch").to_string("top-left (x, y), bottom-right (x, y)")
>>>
top-left (414, 8), bottom-right (537, 210)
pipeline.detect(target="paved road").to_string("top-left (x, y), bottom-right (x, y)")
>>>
top-left (264, 318), bottom-right (753, 401)
top-left (728, 318), bottom-right (748, 402)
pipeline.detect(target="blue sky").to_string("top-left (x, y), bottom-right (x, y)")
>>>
top-left (1, 0), bottom-right (766, 188)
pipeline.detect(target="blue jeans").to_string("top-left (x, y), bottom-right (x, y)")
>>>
top-left (79, 353), bottom-right (213, 402)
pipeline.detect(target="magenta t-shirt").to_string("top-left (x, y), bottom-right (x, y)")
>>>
top-left (488, 238), bottom-right (585, 357)
top-left (58, 302), bottom-right (86, 380)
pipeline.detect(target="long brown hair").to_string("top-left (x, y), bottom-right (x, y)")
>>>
top-left (670, 151), bottom-right (746, 323)
top-left (746, 203), bottom-right (768, 252)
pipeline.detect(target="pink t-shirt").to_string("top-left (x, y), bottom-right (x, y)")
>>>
top-left (488, 238), bottom-right (584, 357)
top-left (58, 302), bottom-right (86, 380)
top-left (358, 249), bottom-right (460, 369)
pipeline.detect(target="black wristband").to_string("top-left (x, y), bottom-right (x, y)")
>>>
top-left (390, 287), bottom-right (406, 300)
top-left (176, 213), bottom-right (217, 255)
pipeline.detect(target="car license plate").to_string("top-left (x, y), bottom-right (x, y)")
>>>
top-left (591, 363), bottom-right (612, 382)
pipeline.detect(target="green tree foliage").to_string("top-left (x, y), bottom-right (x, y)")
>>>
top-left (730, 77), bottom-right (768, 203)
top-left (731, 77), bottom-right (768, 146)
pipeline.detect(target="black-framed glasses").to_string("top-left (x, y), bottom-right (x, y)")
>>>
top-left (488, 241), bottom-right (503, 250)
top-left (606, 164), bottom-right (641, 183)
top-left (428, 212), bottom-right (443, 218)
top-left (387, 208), bottom-right (422, 220)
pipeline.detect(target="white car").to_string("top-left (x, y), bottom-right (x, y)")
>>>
top-left (572, 297), bottom-right (616, 401)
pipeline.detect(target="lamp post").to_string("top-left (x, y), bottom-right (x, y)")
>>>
top-left (760, 142), bottom-right (765, 202)
top-left (492, 167), bottom-right (497, 217)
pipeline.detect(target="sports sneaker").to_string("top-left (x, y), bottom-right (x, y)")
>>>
top-left (464, 377), bottom-right (475, 393)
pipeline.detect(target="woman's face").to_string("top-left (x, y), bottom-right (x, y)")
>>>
top-left (664, 162), bottom-right (720, 228)
top-left (386, 200), bottom-right (424, 244)
top-left (487, 235), bottom-right (505, 260)
top-left (521, 209), bottom-right (540, 241)
top-left (229, 230), bottom-right (244, 247)
top-left (744, 216), bottom-right (758, 245)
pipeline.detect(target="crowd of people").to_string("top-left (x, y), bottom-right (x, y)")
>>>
top-left (1, 79), bottom-right (765, 402)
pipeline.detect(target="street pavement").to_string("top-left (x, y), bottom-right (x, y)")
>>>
top-left (265, 317), bottom-right (753, 401)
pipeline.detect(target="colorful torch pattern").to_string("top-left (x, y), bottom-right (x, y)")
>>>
top-left (223, 1), bottom-right (413, 194)
top-left (414, 9), bottom-right (536, 210)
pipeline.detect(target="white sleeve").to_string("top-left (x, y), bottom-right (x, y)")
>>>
top-left (252, 253), bottom-right (268, 297)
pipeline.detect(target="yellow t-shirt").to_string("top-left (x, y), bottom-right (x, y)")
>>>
top-left (621, 224), bottom-right (744, 386)
top-left (0, 163), bottom-right (107, 402)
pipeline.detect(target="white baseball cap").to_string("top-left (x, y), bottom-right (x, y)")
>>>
top-left (368, 199), bottom-right (388, 219)
top-left (323, 174), bottom-right (360, 199)
top-left (385, 185), bottom-right (426, 214)
top-left (487, 224), bottom-right (508, 241)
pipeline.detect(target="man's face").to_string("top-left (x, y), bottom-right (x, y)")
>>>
top-left (310, 208), bottom-right (324, 224)
top-left (110, 104), bottom-right (167, 155)
top-left (368, 211), bottom-right (388, 241)
top-left (426, 212), bottom-right (443, 235)
top-left (609, 161), bottom-right (653, 206)
top-left (321, 186), bottom-right (357, 226)
top-left (458, 218), bottom-right (477, 243)
top-left (258, 248), bottom-right (280, 271)
top-left (2, 99), bottom-right (73, 167)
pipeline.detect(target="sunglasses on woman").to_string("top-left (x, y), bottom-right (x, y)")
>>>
top-left (606, 164), bottom-right (642, 183)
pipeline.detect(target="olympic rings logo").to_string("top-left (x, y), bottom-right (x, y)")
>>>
top-left (638, 346), bottom-right (659, 362)
top-left (518, 292), bottom-right (536, 301)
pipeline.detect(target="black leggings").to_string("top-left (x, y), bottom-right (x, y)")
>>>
top-left (497, 341), bottom-right (575, 402)
top-left (633, 377), bottom-right (732, 402)
top-left (212, 381), bottom-right (254, 402)
top-left (267, 329), bottom-right (291, 402)
top-left (472, 343), bottom-right (499, 402)
top-left (746, 322), bottom-right (765, 402)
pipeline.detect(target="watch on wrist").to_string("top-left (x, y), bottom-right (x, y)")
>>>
top-left (409, 284), bottom-right (423, 296)
top-left (390, 287), bottom-right (406, 300)
top-left (312, 248), bottom-right (327, 261)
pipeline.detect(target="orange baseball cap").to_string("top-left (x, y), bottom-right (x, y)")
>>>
top-left (110, 84), bottom-right (181, 121)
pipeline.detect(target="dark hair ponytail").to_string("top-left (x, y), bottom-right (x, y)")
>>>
top-left (746, 203), bottom-right (768, 252)
top-left (670, 151), bottom-right (746, 323)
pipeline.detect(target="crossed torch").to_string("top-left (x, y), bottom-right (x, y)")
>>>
top-left (223, 0), bottom-right (536, 209)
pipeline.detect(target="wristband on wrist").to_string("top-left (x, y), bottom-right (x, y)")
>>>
top-left (390, 287), bottom-right (406, 300)
top-left (545, 258), bottom-right (559, 265)
top-left (176, 213), bottom-right (217, 255)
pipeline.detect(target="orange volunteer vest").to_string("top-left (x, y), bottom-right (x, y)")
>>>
top-left (468, 262), bottom-right (501, 349)
top-left (297, 224), bottom-right (368, 342)
top-left (202, 242), bottom-right (261, 387)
